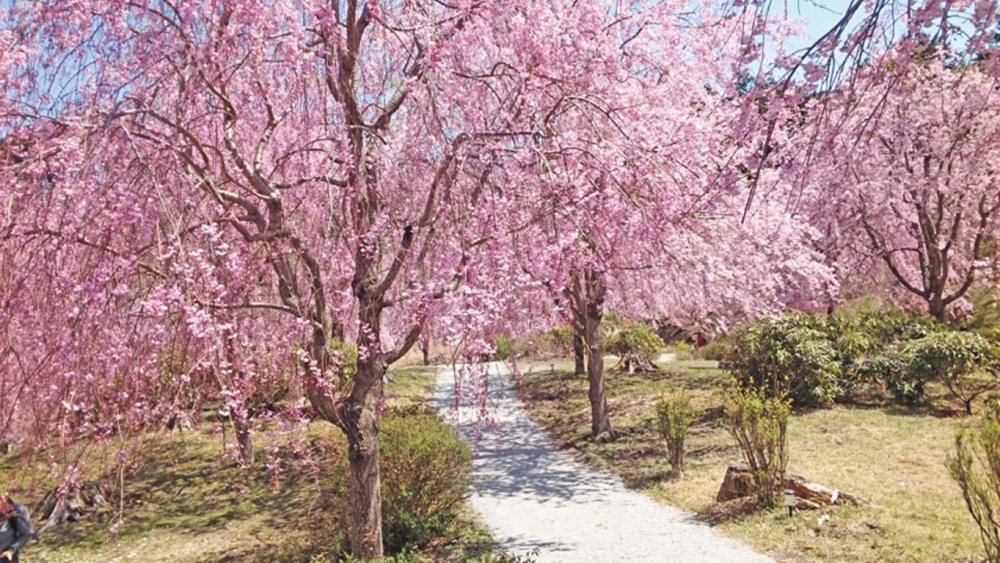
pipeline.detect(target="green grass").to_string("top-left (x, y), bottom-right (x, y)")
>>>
top-left (6, 364), bottom-right (505, 563)
top-left (521, 356), bottom-right (984, 563)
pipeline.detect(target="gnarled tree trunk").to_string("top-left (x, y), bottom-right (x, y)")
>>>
top-left (344, 298), bottom-right (386, 557)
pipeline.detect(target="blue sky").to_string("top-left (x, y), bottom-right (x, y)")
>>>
top-left (783, 1), bottom-right (853, 52)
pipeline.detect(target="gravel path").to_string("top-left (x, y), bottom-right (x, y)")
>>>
top-left (433, 362), bottom-right (774, 563)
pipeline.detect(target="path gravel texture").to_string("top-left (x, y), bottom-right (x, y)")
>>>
top-left (434, 362), bottom-right (774, 563)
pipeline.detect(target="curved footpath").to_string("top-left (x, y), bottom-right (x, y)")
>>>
top-left (433, 362), bottom-right (774, 563)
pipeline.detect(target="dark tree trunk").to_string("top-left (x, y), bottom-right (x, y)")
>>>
top-left (344, 388), bottom-right (383, 558)
top-left (344, 299), bottom-right (386, 558)
top-left (573, 332), bottom-right (586, 376)
top-left (929, 295), bottom-right (947, 323)
top-left (585, 321), bottom-right (611, 437)
top-left (299, 297), bottom-right (386, 559)
top-left (420, 337), bottom-right (430, 365)
top-left (581, 270), bottom-right (613, 438)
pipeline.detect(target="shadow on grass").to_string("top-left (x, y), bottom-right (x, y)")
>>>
top-left (696, 497), bottom-right (761, 525)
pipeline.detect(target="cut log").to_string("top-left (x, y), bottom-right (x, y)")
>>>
top-left (715, 464), bottom-right (867, 508)
top-left (782, 474), bottom-right (865, 508)
top-left (716, 463), bottom-right (756, 502)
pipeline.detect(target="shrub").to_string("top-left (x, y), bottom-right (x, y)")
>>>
top-left (835, 307), bottom-right (940, 399)
top-left (672, 341), bottom-right (693, 361)
top-left (694, 339), bottom-right (730, 361)
top-left (863, 349), bottom-right (926, 404)
top-left (902, 331), bottom-right (1000, 415)
top-left (606, 324), bottom-right (664, 372)
top-left (723, 309), bottom-right (953, 407)
top-left (378, 409), bottom-right (472, 553)
top-left (329, 338), bottom-right (358, 390)
top-left (545, 325), bottom-right (576, 357)
top-left (948, 415), bottom-right (1000, 562)
top-left (654, 393), bottom-right (698, 475)
top-left (323, 408), bottom-right (472, 555)
top-left (722, 387), bottom-right (790, 507)
top-left (722, 314), bottom-right (842, 407)
top-left (493, 335), bottom-right (512, 361)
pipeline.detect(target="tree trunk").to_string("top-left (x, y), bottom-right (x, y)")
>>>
top-left (573, 333), bottom-right (586, 376)
top-left (344, 299), bottom-right (386, 559)
top-left (582, 271), bottom-right (613, 438)
top-left (421, 339), bottom-right (430, 365)
top-left (233, 413), bottom-right (254, 466)
top-left (344, 389), bottom-right (383, 558)
top-left (222, 331), bottom-right (253, 466)
top-left (929, 295), bottom-right (947, 323)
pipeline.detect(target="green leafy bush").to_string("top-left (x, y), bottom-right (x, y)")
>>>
top-left (545, 325), bottom-right (575, 357)
top-left (606, 324), bottom-right (664, 372)
top-left (323, 408), bottom-right (472, 555)
top-left (722, 387), bottom-right (790, 507)
top-left (900, 331), bottom-right (999, 415)
top-left (329, 338), bottom-right (358, 390)
top-left (863, 349), bottom-right (925, 404)
top-left (834, 307), bottom-right (938, 393)
top-left (694, 339), bottom-right (730, 361)
top-left (379, 409), bottom-right (473, 553)
top-left (722, 308), bottom-right (978, 408)
top-left (672, 341), bottom-right (693, 361)
top-left (493, 335), bottom-right (512, 361)
top-left (722, 314), bottom-right (843, 407)
top-left (948, 412), bottom-right (1000, 562)
top-left (654, 393), bottom-right (698, 474)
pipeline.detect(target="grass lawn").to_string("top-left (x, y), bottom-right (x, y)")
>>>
top-left (519, 356), bottom-right (983, 563)
top-left (5, 365), bottom-right (505, 563)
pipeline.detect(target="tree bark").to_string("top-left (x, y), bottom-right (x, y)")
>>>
top-left (929, 295), bottom-right (947, 323)
top-left (420, 337), bottom-right (430, 366)
top-left (233, 413), bottom-right (254, 466)
top-left (344, 299), bottom-right (386, 558)
top-left (582, 270), bottom-right (613, 438)
top-left (573, 332), bottom-right (586, 376)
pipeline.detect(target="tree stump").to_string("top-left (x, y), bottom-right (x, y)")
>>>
top-left (716, 463), bottom-right (756, 502)
top-left (35, 481), bottom-right (111, 536)
top-left (612, 353), bottom-right (660, 373)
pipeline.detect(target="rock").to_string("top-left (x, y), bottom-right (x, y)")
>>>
top-left (716, 463), bottom-right (756, 502)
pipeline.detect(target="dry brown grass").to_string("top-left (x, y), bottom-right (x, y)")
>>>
top-left (520, 357), bottom-right (984, 563)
